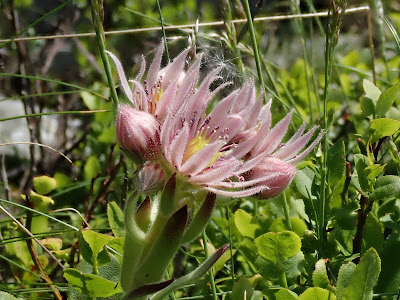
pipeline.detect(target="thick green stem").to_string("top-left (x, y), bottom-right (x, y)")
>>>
top-left (121, 193), bottom-right (145, 293)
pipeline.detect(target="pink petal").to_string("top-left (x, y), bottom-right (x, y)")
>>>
top-left (155, 79), bottom-right (178, 120)
top-left (168, 123), bottom-right (189, 168)
top-left (273, 127), bottom-right (317, 160)
top-left (287, 130), bottom-right (324, 164)
top-left (206, 90), bottom-right (239, 134)
top-left (160, 48), bottom-right (189, 88)
top-left (180, 140), bottom-right (226, 175)
top-left (190, 159), bottom-right (241, 184)
top-left (106, 50), bottom-right (133, 103)
top-left (252, 110), bottom-right (293, 156)
top-left (135, 55), bottom-right (146, 82)
top-left (129, 79), bottom-right (148, 112)
top-left (204, 184), bottom-right (271, 198)
top-left (147, 43), bottom-right (164, 89)
top-left (213, 173), bottom-right (282, 188)
top-left (231, 80), bottom-right (255, 113)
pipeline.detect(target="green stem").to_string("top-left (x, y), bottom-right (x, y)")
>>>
top-left (203, 230), bottom-right (217, 300)
top-left (90, 0), bottom-right (119, 107)
top-left (121, 193), bottom-right (145, 293)
top-left (242, 0), bottom-right (267, 102)
top-left (278, 267), bottom-right (288, 288)
top-left (226, 207), bottom-right (235, 287)
top-left (282, 193), bottom-right (292, 231)
top-left (156, 0), bottom-right (170, 62)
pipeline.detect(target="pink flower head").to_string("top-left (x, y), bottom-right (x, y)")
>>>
top-left (109, 44), bottom-right (323, 198)
top-left (116, 104), bottom-right (160, 163)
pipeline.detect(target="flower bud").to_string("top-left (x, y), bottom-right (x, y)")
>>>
top-left (135, 163), bottom-right (165, 195)
top-left (246, 157), bottom-right (297, 199)
top-left (116, 104), bottom-right (160, 163)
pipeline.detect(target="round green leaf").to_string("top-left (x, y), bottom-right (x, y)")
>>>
top-left (269, 217), bottom-right (308, 237)
top-left (298, 287), bottom-right (336, 300)
top-left (255, 231), bottom-right (301, 265)
top-left (33, 175), bottom-right (57, 195)
top-left (234, 209), bottom-right (261, 238)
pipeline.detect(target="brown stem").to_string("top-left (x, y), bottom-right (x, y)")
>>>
top-left (352, 194), bottom-right (373, 264)
top-left (25, 198), bottom-right (63, 300)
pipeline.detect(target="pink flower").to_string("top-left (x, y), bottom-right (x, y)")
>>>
top-left (109, 44), bottom-right (323, 198)
top-left (116, 104), bottom-right (160, 163)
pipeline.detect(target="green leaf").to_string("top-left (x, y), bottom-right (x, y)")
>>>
top-left (255, 231), bottom-right (301, 265)
top-left (376, 239), bottom-right (400, 293)
top-left (0, 291), bottom-right (24, 300)
top-left (353, 154), bottom-right (370, 192)
top-left (269, 217), bottom-right (308, 237)
top-left (312, 259), bottom-right (330, 289)
top-left (234, 209), bottom-right (261, 238)
top-left (282, 251), bottom-right (305, 279)
top-left (370, 118), bottom-right (400, 142)
top-left (336, 262), bottom-right (356, 299)
top-left (107, 201), bottom-right (125, 237)
top-left (294, 168), bottom-right (315, 199)
top-left (298, 287), bottom-right (336, 300)
top-left (81, 91), bottom-right (101, 110)
top-left (40, 238), bottom-right (62, 251)
top-left (231, 277), bottom-right (254, 300)
top-left (363, 213), bottom-right (383, 254)
top-left (361, 97), bottom-right (375, 117)
top-left (64, 268), bottom-right (122, 297)
top-left (213, 247), bottom-right (236, 275)
top-left (83, 155), bottom-right (101, 181)
top-left (376, 83), bottom-right (399, 117)
top-left (327, 139), bottom-right (346, 190)
top-left (264, 288), bottom-right (298, 300)
top-left (82, 230), bottom-right (115, 259)
top-left (370, 175), bottom-right (400, 201)
top-left (33, 175), bottom-right (57, 195)
top-left (341, 248), bottom-right (381, 300)
top-left (363, 79), bottom-right (381, 102)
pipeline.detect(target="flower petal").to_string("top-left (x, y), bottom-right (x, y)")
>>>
top-left (273, 126), bottom-right (317, 161)
top-left (180, 140), bottom-right (226, 175)
top-left (147, 43), bottom-right (164, 89)
top-left (107, 50), bottom-right (133, 102)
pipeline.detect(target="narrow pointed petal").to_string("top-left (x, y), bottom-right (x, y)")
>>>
top-left (286, 122), bottom-right (306, 144)
top-left (287, 130), bottom-right (324, 164)
top-left (206, 90), bottom-right (238, 132)
top-left (168, 124), bottom-right (189, 168)
top-left (205, 184), bottom-right (272, 198)
top-left (190, 159), bottom-right (241, 184)
top-left (160, 48), bottom-right (189, 88)
top-left (147, 43), bottom-right (164, 89)
top-left (180, 140), bottom-right (226, 175)
top-left (252, 110), bottom-right (293, 156)
top-left (155, 79), bottom-right (178, 120)
top-left (107, 50), bottom-right (133, 102)
top-left (135, 55), bottom-right (146, 81)
top-left (273, 127), bottom-right (317, 160)
top-left (129, 79), bottom-right (148, 112)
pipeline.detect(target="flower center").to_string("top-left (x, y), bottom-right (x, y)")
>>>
top-left (182, 127), bottom-right (220, 165)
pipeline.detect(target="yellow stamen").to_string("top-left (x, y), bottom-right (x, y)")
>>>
top-left (183, 128), bottom-right (221, 166)
top-left (151, 85), bottom-right (164, 115)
